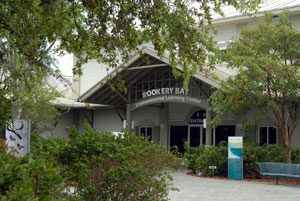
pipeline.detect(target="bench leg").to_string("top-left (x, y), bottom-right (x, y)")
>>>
top-left (276, 177), bottom-right (278, 185)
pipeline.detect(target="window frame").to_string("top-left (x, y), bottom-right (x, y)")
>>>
top-left (258, 126), bottom-right (278, 145)
top-left (140, 126), bottom-right (153, 141)
top-left (188, 124), bottom-right (205, 147)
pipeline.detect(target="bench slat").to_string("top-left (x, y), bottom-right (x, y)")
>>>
top-left (257, 162), bottom-right (300, 185)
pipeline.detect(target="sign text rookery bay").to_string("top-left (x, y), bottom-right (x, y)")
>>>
top-left (142, 87), bottom-right (189, 98)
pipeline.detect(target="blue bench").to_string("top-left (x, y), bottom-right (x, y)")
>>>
top-left (257, 162), bottom-right (300, 185)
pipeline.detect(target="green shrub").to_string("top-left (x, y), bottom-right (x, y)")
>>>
top-left (185, 139), bottom-right (290, 178)
top-left (194, 144), bottom-right (228, 176)
top-left (0, 139), bottom-right (65, 201)
top-left (43, 125), bottom-right (180, 201)
top-left (31, 133), bottom-right (68, 161)
top-left (183, 142), bottom-right (205, 172)
top-left (242, 142), bottom-right (262, 176)
top-left (243, 143), bottom-right (285, 177)
top-left (292, 148), bottom-right (300, 163)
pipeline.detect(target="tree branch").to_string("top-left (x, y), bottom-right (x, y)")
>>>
top-left (254, 97), bottom-right (278, 125)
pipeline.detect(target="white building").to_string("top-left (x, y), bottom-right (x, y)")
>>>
top-left (54, 0), bottom-right (300, 152)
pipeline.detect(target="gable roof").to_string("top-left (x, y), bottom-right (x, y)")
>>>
top-left (78, 46), bottom-right (230, 103)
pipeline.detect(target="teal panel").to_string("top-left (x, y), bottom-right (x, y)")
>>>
top-left (228, 147), bottom-right (243, 180)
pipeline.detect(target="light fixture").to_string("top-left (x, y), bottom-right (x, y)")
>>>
top-left (237, 123), bottom-right (243, 130)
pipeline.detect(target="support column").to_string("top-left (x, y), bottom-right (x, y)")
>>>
top-left (126, 88), bottom-right (132, 131)
top-left (159, 103), bottom-right (168, 148)
top-left (206, 107), bottom-right (213, 146)
top-left (126, 103), bottom-right (132, 131)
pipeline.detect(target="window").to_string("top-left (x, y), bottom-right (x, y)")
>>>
top-left (140, 126), bottom-right (152, 141)
top-left (213, 125), bottom-right (235, 146)
top-left (258, 126), bottom-right (277, 145)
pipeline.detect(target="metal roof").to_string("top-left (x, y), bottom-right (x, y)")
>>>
top-left (212, 0), bottom-right (300, 23)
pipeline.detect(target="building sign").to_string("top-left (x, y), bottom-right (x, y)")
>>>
top-left (132, 95), bottom-right (204, 110)
top-left (142, 87), bottom-right (189, 98)
top-left (5, 119), bottom-right (31, 157)
top-left (189, 110), bottom-right (206, 124)
top-left (131, 87), bottom-right (209, 111)
top-left (228, 136), bottom-right (243, 180)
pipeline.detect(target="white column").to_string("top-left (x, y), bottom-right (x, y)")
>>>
top-left (205, 107), bottom-right (212, 146)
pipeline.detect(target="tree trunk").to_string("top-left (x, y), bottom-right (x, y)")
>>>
top-left (12, 98), bottom-right (23, 119)
top-left (10, 50), bottom-right (24, 120)
top-left (285, 148), bottom-right (292, 163)
top-left (280, 123), bottom-right (292, 163)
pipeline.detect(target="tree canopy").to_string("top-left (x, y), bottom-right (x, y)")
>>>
top-left (0, 0), bottom-right (260, 123)
top-left (1, 0), bottom-right (261, 74)
top-left (210, 12), bottom-right (300, 162)
top-left (0, 0), bottom-right (261, 123)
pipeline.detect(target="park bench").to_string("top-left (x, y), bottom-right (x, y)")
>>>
top-left (257, 162), bottom-right (300, 185)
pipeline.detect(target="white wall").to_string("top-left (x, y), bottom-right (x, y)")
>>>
top-left (168, 103), bottom-right (195, 122)
top-left (132, 106), bottom-right (160, 126)
top-left (213, 13), bottom-right (300, 47)
top-left (80, 60), bottom-right (111, 95)
top-left (46, 110), bottom-right (75, 138)
top-left (93, 108), bottom-right (123, 132)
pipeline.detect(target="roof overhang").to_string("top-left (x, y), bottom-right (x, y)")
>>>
top-left (78, 46), bottom-right (226, 103)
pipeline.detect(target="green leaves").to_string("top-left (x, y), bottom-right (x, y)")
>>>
top-left (210, 11), bottom-right (300, 162)
top-left (34, 124), bottom-right (180, 201)
top-left (0, 139), bottom-right (65, 201)
top-left (0, 0), bottom-right (261, 124)
top-left (211, 11), bottom-right (300, 120)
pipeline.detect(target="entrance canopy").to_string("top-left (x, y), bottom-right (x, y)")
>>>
top-left (78, 47), bottom-right (229, 108)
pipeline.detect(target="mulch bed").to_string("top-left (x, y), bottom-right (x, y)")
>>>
top-left (187, 172), bottom-right (300, 185)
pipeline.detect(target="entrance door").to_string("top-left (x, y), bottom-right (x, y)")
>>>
top-left (188, 125), bottom-right (205, 147)
top-left (170, 126), bottom-right (188, 153)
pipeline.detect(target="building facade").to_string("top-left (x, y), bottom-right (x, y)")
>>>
top-left (53, 1), bottom-right (300, 151)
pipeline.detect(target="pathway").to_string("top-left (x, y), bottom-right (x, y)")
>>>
top-left (169, 170), bottom-right (300, 201)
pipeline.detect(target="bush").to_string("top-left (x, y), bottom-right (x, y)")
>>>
top-left (291, 148), bottom-right (300, 163)
top-left (31, 133), bottom-right (68, 161)
top-left (0, 139), bottom-right (65, 201)
top-left (184, 139), bottom-right (292, 178)
top-left (194, 144), bottom-right (228, 176)
top-left (34, 125), bottom-right (180, 201)
top-left (243, 143), bottom-right (285, 177)
top-left (183, 142), bottom-right (205, 172)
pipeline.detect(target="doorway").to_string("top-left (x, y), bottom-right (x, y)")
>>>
top-left (170, 126), bottom-right (188, 153)
top-left (188, 125), bottom-right (205, 147)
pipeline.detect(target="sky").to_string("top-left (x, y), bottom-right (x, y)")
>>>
top-left (57, 53), bottom-right (73, 77)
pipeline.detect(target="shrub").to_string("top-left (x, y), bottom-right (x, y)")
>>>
top-left (243, 143), bottom-right (285, 177)
top-left (0, 139), bottom-right (65, 201)
top-left (292, 148), bottom-right (300, 163)
top-left (53, 125), bottom-right (180, 201)
top-left (194, 144), bottom-right (228, 176)
top-left (185, 140), bottom-right (289, 178)
top-left (183, 142), bottom-right (205, 172)
top-left (31, 133), bottom-right (68, 161)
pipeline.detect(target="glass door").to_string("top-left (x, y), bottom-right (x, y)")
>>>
top-left (188, 125), bottom-right (205, 147)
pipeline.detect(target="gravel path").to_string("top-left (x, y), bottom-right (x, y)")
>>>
top-left (169, 170), bottom-right (300, 201)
